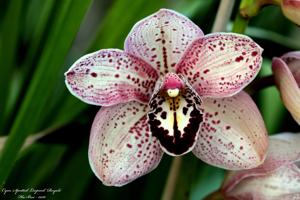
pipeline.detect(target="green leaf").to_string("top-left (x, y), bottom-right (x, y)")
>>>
top-left (0, 0), bottom-right (92, 187)
top-left (47, 143), bottom-right (92, 200)
top-left (4, 0), bottom-right (56, 133)
top-left (257, 59), bottom-right (286, 134)
top-left (0, 0), bottom-right (23, 131)
top-left (4, 143), bottom-right (67, 189)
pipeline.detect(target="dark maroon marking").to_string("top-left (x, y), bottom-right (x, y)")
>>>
top-left (235, 56), bottom-right (244, 62)
top-left (147, 78), bottom-right (203, 155)
top-left (203, 69), bottom-right (210, 74)
top-left (251, 51), bottom-right (258, 56)
top-left (66, 71), bottom-right (75, 76)
top-left (160, 111), bottom-right (167, 119)
top-left (148, 105), bottom-right (202, 155)
top-left (91, 72), bottom-right (97, 77)
top-left (182, 107), bottom-right (188, 115)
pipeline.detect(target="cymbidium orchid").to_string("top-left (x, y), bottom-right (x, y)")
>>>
top-left (221, 133), bottom-right (300, 200)
top-left (272, 51), bottom-right (300, 124)
top-left (65, 9), bottom-right (268, 186)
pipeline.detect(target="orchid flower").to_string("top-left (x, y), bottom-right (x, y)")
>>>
top-left (65, 9), bottom-right (268, 186)
top-left (272, 51), bottom-right (300, 124)
top-left (221, 133), bottom-right (300, 200)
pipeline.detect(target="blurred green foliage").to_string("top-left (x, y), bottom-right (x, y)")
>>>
top-left (0, 0), bottom-right (299, 199)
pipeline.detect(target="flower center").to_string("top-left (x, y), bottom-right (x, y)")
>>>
top-left (147, 73), bottom-right (203, 156)
top-left (167, 88), bottom-right (179, 97)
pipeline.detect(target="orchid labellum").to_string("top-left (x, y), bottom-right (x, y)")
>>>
top-left (221, 133), bottom-right (300, 200)
top-left (65, 9), bottom-right (268, 186)
top-left (272, 51), bottom-right (300, 124)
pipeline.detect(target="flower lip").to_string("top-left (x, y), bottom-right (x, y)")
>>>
top-left (148, 73), bottom-right (203, 156)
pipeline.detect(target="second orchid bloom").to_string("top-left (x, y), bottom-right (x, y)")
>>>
top-left (65, 9), bottom-right (268, 186)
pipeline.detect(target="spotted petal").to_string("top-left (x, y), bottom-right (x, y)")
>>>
top-left (192, 91), bottom-right (268, 170)
top-left (125, 9), bottom-right (204, 76)
top-left (272, 53), bottom-right (300, 124)
top-left (65, 49), bottom-right (159, 106)
top-left (225, 163), bottom-right (300, 200)
top-left (222, 133), bottom-right (300, 193)
top-left (177, 33), bottom-right (263, 98)
top-left (147, 73), bottom-right (203, 156)
top-left (88, 102), bottom-right (163, 186)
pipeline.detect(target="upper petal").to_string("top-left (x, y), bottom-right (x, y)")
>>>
top-left (177, 33), bottom-right (263, 98)
top-left (281, 51), bottom-right (300, 84)
top-left (222, 133), bottom-right (300, 193)
top-left (192, 91), bottom-right (268, 170)
top-left (225, 163), bottom-right (300, 200)
top-left (124, 9), bottom-right (204, 76)
top-left (88, 101), bottom-right (163, 186)
top-left (272, 57), bottom-right (300, 124)
top-left (65, 49), bottom-right (159, 106)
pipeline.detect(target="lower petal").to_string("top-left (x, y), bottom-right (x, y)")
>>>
top-left (88, 102), bottom-right (163, 186)
top-left (225, 163), bottom-right (300, 200)
top-left (222, 132), bottom-right (300, 193)
top-left (192, 91), bottom-right (268, 170)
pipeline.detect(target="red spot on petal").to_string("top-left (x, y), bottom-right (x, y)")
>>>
top-left (91, 72), bottom-right (97, 77)
top-left (251, 51), bottom-right (258, 56)
top-left (203, 69), bottom-right (210, 74)
top-left (127, 144), bottom-right (132, 148)
top-left (235, 56), bottom-right (244, 62)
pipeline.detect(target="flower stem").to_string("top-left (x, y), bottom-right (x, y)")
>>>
top-left (232, 13), bottom-right (249, 33)
top-left (161, 157), bottom-right (182, 200)
top-left (212, 0), bottom-right (236, 32)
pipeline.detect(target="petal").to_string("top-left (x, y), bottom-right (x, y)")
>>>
top-left (192, 91), bottom-right (268, 170)
top-left (281, 0), bottom-right (300, 26)
top-left (88, 101), bottom-right (163, 186)
top-left (147, 73), bottom-right (203, 156)
top-left (177, 33), bottom-right (263, 98)
top-left (124, 9), bottom-right (204, 76)
top-left (225, 163), bottom-right (300, 200)
top-left (272, 57), bottom-right (300, 124)
top-left (65, 49), bottom-right (159, 106)
top-left (222, 133), bottom-right (300, 193)
top-left (281, 51), bottom-right (300, 83)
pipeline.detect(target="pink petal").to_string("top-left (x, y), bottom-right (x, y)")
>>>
top-left (281, 0), bottom-right (300, 26)
top-left (281, 51), bottom-right (300, 84)
top-left (225, 163), bottom-right (300, 200)
top-left (124, 9), bottom-right (204, 76)
top-left (227, 163), bottom-right (300, 200)
top-left (222, 133), bottom-right (300, 193)
top-left (147, 73), bottom-right (203, 156)
top-left (272, 57), bottom-right (300, 124)
top-left (176, 33), bottom-right (263, 98)
top-left (192, 91), bottom-right (268, 170)
top-left (65, 49), bottom-right (159, 106)
top-left (88, 102), bottom-right (163, 186)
